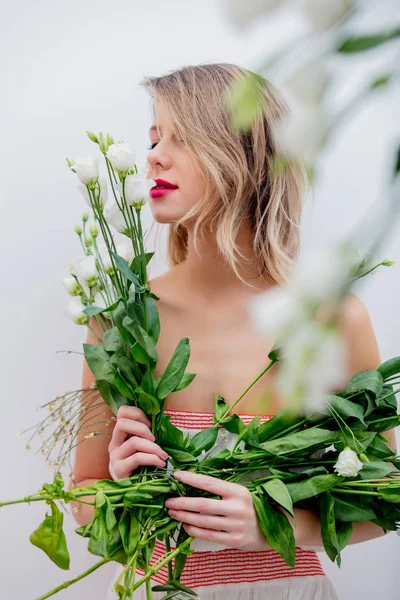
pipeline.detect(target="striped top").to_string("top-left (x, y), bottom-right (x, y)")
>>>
top-left (129, 409), bottom-right (326, 589)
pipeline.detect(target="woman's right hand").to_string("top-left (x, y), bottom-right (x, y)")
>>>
top-left (108, 405), bottom-right (169, 479)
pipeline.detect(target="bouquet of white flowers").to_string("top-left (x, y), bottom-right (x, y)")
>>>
top-left (2, 131), bottom-right (400, 600)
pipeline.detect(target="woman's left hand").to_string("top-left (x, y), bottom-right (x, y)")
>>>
top-left (164, 470), bottom-right (270, 551)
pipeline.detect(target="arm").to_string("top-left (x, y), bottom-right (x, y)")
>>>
top-left (294, 292), bottom-right (397, 549)
top-left (68, 317), bottom-right (116, 526)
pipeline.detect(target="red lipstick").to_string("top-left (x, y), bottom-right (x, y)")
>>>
top-left (150, 178), bottom-right (179, 199)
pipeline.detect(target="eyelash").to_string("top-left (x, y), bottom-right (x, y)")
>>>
top-left (147, 142), bottom-right (158, 150)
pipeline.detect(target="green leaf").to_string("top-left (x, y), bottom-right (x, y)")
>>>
top-left (252, 493), bottom-right (295, 567)
top-left (113, 373), bottom-right (135, 400)
top-left (83, 343), bottom-right (115, 384)
top-left (260, 428), bottom-right (339, 456)
top-left (160, 415), bottom-right (187, 449)
top-left (123, 315), bottom-right (158, 361)
top-left (333, 495), bottom-right (376, 522)
top-left (345, 370), bottom-right (383, 398)
top-left (242, 416), bottom-right (261, 448)
top-left (320, 492), bottom-right (339, 563)
top-left (83, 297), bottom-right (122, 317)
top-left (225, 71), bottom-right (266, 132)
top-left (335, 431), bottom-right (376, 453)
top-left (118, 511), bottom-right (140, 555)
top-left (103, 327), bottom-right (124, 353)
top-left (175, 373), bottom-right (197, 392)
top-left (366, 436), bottom-right (396, 459)
top-left (287, 474), bottom-right (344, 503)
top-left (262, 479), bottom-right (294, 518)
top-left (220, 413), bottom-right (246, 435)
top-left (325, 394), bottom-right (365, 424)
top-left (30, 501), bottom-right (70, 570)
top-left (336, 521), bottom-right (353, 554)
top-left (146, 296), bottom-right (160, 344)
top-left (96, 379), bottom-right (126, 414)
top-left (188, 427), bottom-right (219, 457)
top-left (337, 28), bottom-right (400, 53)
top-left (157, 338), bottom-right (191, 399)
top-left (135, 388), bottom-right (160, 415)
top-left (110, 251), bottom-right (141, 288)
top-left (213, 395), bottom-right (229, 423)
top-left (166, 447), bottom-right (198, 464)
top-left (357, 459), bottom-right (396, 479)
top-left (257, 407), bottom-right (304, 443)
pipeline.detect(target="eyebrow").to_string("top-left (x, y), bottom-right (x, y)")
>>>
top-left (149, 125), bottom-right (161, 133)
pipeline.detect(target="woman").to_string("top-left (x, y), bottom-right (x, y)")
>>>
top-left (71, 63), bottom-right (397, 599)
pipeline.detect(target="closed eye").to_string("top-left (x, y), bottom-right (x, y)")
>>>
top-left (147, 142), bottom-right (158, 150)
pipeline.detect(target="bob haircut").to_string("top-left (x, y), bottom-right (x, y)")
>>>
top-left (140, 62), bottom-right (309, 286)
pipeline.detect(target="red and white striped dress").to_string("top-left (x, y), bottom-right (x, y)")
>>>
top-left (105, 409), bottom-right (339, 599)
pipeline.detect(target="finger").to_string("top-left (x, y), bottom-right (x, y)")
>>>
top-left (109, 418), bottom-right (155, 453)
top-left (116, 453), bottom-right (166, 476)
top-left (165, 496), bottom-right (232, 516)
top-left (117, 437), bottom-right (169, 462)
top-left (117, 405), bottom-right (151, 428)
top-left (168, 509), bottom-right (231, 532)
top-left (182, 523), bottom-right (237, 546)
top-left (174, 470), bottom-right (246, 499)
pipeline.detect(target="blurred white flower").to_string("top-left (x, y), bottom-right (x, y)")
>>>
top-left (119, 173), bottom-right (152, 208)
top-left (105, 203), bottom-right (130, 235)
top-left (300, 0), bottom-right (353, 31)
top-left (62, 276), bottom-right (80, 296)
top-left (116, 242), bottom-right (135, 265)
top-left (225, 0), bottom-right (284, 29)
top-left (277, 321), bottom-right (346, 414)
top-left (334, 447), bottom-right (363, 477)
top-left (106, 143), bottom-right (136, 174)
top-left (78, 177), bottom-right (108, 208)
top-left (249, 285), bottom-right (306, 338)
top-left (293, 245), bottom-right (352, 305)
top-left (281, 59), bottom-right (330, 106)
top-left (274, 99), bottom-right (327, 163)
top-left (67, 297), bottom-right (88, 325)
top-left (71, 156), bottom-right (100, 188)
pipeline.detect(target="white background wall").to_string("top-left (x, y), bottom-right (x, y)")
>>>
top-left (1, 1), bottom-right (399, 599)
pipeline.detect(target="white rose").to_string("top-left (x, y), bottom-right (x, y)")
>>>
top-left (334, 447), bottom-right (363, 477)
top-left (119, 173), bottom-right (152, 208)
top-left (106, 143), bottom-right (136, 174)
top-left (116, 242), bottom-right (135, 265)
top-left (62, 276), bottom-right (80, 296)
top-left (70, 255), bottom-right (98, 287)
top-left (71, 156), bottom-right (100, 188)
top-left (105, 203), bottom-right (130, 235)
top-left (67, 297), bottom-right (88, 325)
top-left (78, 177), bottom-right (108, 208)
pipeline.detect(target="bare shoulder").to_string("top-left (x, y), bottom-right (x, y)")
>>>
top-left (337, 292), bottom-right (381, 374)
top-left (148, 267), bottom-right (183, 310)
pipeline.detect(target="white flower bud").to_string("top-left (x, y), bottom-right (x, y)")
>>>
top-left (62, 276), bottom-right (80, 296)
top-left (67, 297), bottom-right (88, 325)
top-left (333, 447), bottom-right (363, 477)
top-left (89, 218), bottom-right (99, 238)
top-left (71, 255), bottom-right (98, 288)
top-left (106, 143), bottom-right (136, 174)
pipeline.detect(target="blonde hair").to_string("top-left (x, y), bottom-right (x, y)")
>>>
top-left (140, 63), bottom-right (309, 286)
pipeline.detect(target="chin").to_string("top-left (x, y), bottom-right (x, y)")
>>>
top-left (149, 208), bottom-right (183, 224)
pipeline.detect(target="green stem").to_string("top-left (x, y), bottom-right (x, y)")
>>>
top-left (34, 557), bottom-right (110, 600)
top-left (165, 537), bottom-right (173, 581)
top-left (217, 357), bottom-right (278, 424)
top-left (332, 489), bottom-right (381, 496)
top-left (130, 537), bottom-right (194, 593)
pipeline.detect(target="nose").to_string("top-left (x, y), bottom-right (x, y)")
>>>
top-left (146, 142), bottom-right (173, 176)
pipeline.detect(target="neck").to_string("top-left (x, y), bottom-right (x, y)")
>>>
top-left (173, 220), bottom-right (272, 300)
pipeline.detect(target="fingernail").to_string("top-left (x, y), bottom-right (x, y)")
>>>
top-left (162, 451), bottom-right (169, 460)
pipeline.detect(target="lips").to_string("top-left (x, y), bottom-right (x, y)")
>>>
top-left (151, 178), bottom-right (178, 190)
